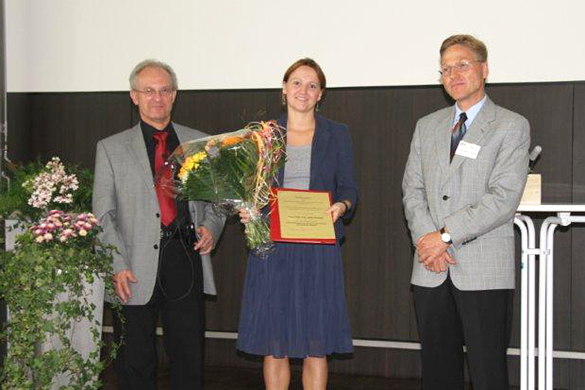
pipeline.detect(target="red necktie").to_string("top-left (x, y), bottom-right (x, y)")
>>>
top-left (153, 131), bottom-right (177, 226)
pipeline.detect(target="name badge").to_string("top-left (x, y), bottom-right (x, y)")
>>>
top-left (455, 141), bottom-right (481, 159)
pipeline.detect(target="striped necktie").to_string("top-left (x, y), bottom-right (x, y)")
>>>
top-left (450, 112), bottom-right (468, 161)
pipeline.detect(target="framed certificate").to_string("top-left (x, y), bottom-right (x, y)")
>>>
top-left (270, 187), bottom-right (336, 244)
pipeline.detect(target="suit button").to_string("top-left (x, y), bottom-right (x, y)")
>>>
top-left (154, 244), bottom-right (158, 250)
top-left (442, 195), bottom-right (449, 200)
top-left (156, 213), bottom-right (160, 218)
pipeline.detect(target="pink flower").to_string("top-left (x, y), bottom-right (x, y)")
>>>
top-left (25, 158), bottom-right (79, 209)
top-left (43, 233), bottom-right (53, 241)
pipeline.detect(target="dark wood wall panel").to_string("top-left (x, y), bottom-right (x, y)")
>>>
top-left (6, 93), bottom-right (32, 163)
top-left (488, 84), bottom-right (574, 203)
top-left (173, 89), bottom-right (279, 134)
top-left (6, 81), bottom-right (585, 389)
top-left (27, 92), bottom-right (132, 168)
top-left (321, 87), bottom-right (451, 341)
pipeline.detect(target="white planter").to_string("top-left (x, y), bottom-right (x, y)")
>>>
top-left (4, 219), bottom-right (25, 251)
top-left (4, 219), bottom-right (105, 389)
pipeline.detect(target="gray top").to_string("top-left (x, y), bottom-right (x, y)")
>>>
top-left (283, 144), bottom-right (312, 190)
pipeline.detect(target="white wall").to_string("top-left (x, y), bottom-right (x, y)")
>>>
top-left (6, 0), bottom-right (585, 92)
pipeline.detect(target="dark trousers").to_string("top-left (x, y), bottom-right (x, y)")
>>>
top-left (113, 237), bottom-right (205, 390)
top-left (413, 276), bottom-right (513, 390)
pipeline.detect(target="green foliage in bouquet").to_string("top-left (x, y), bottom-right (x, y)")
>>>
top-left (0, 211), bottom-right (120, 390)
top-left (181, 135), bottom-right (257, 202)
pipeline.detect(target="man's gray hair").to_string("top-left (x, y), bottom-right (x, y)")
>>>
top-left (129, 59), bottom-right (178, 90)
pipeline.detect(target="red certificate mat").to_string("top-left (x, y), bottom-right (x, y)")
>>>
top-left (270, 187), bottom-right (336, 244)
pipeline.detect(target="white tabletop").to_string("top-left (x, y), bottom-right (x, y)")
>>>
top-left (517, 203), bottom-right (585, 212)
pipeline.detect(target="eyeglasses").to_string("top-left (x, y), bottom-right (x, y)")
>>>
top-left (133, 87), bottom-right (175, 98)
top-left (439, 60), bottom-right (482, 76)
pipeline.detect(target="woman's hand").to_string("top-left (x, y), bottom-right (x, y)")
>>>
top-left (238, 207), bottom-right (259, 224)
top-left (326, 202), bottom-right (348, 223)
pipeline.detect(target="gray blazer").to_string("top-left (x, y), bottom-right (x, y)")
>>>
top-left (402, 96), bottom-right (530, 290)
top-left (93, 123), bottom-right (226, 305)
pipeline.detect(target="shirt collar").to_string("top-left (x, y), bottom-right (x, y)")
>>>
top-left (140, 120), bottom-right (174, 139)
top-left (453, 95), bottom-right (487, 128)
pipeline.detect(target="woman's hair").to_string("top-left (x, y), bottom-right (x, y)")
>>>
top-left (283, 58), bottom-right (326, 90)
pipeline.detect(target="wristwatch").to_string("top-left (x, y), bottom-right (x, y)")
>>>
top-left (440, 227), bottom-right (452, 245)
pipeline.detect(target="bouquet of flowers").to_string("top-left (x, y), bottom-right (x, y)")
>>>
top-left (166, 121), bottom-right (286, 256)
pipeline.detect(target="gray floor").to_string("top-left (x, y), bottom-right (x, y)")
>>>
top-left (101, 364), bottom-right (521, 389)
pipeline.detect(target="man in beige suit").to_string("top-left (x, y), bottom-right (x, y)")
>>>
top-left (402, 35), bottom-right (530, 390)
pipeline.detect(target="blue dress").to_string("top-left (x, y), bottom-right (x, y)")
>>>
top-left (236, 115), bottom-right (358, 358)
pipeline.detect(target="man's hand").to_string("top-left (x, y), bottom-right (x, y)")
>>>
top-left (419, 251), bottom-right (456, 273)
top-left (113, 269), bottom-right (137, 303)
top-left (416, 231), bottom-right (449, 263)
top-left (194, 226), bottom-right (215, 255)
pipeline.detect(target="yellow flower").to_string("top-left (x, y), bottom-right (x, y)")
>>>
top-left (178, 151), bottom-right (207, 181)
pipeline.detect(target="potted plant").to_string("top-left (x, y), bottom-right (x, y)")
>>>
top-left (0, 157), bottom-right (119, 389)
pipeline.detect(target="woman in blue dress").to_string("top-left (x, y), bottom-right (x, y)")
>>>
top-left (237, 58), bottom-right (358, 390)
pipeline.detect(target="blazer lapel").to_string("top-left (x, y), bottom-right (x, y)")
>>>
top-left (435, 108), bottom-right (454, 178)
top-left (309, 115), bottom-right (330, 188)
top-left (444, 96), bottom-right (495, 185)
top-left (173, 123), bottom-right (191, 144)
top-left (276, 114), bottom-right (287, 186)
top-left (126, 124), bottom-right (156, 197)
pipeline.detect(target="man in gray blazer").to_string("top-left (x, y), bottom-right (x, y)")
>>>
top-left (93, 59), bottom-right (225, 390)
top-left (402, 35), bottom-right (530, 390)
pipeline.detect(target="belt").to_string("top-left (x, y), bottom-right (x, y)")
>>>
top-left (160, 225), bottom-right (195, 241)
